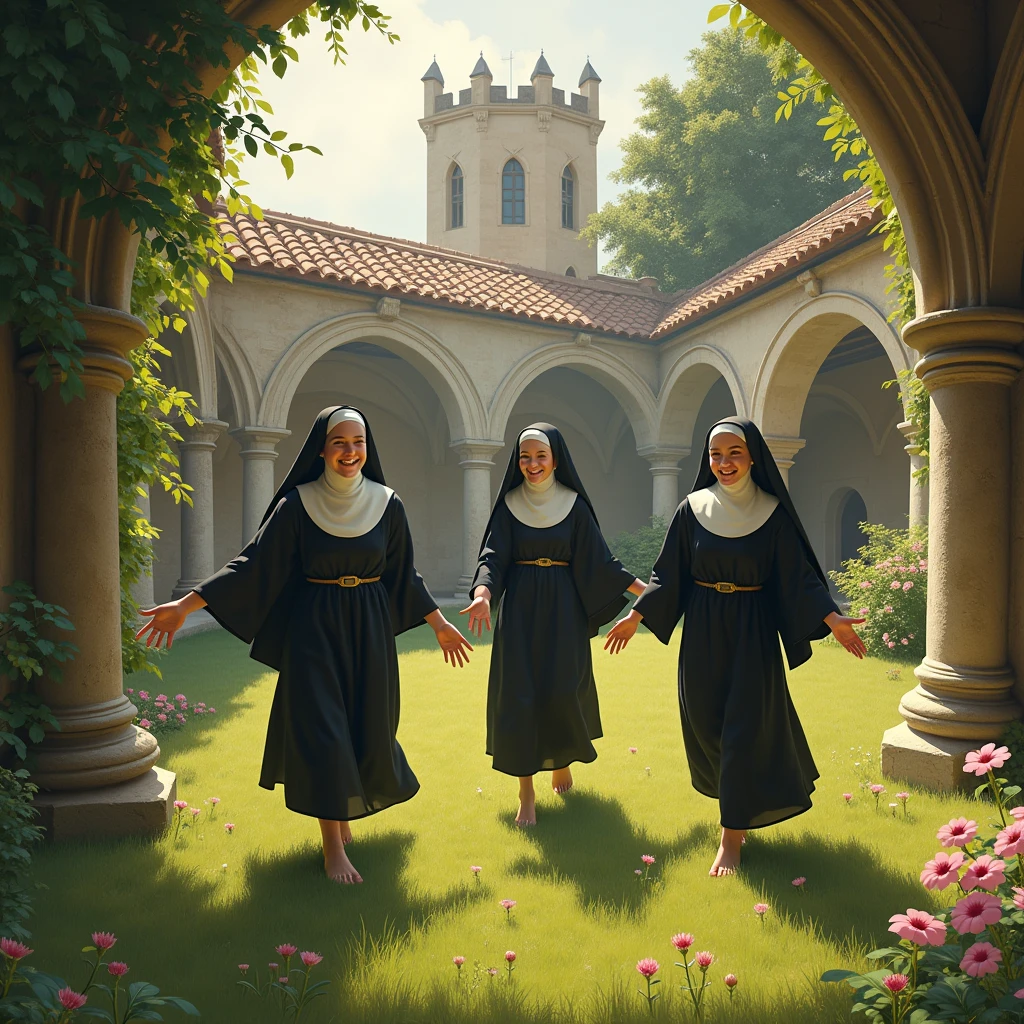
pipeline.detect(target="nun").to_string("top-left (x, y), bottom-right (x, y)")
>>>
top-left (604, 418), bottom-right (865, 877)
top-left (137, 406), bottom-right (473, 885)
top-left (461, 423), bottom-right (646, 826)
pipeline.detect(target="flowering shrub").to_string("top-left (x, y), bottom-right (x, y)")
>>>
top-left (125, 689), bottom-right (215, 736)
top-left (830, 523), bottom-right (927, 662)
top-left (824, 742), bottom-right (1024, 1021)
top-left (236, 944), bottom-right (328, 1022)
top-left (0, 769), bottom-right (42, 942)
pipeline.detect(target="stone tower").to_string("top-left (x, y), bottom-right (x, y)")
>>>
top-left (420, 52), bottom-right (604, 278)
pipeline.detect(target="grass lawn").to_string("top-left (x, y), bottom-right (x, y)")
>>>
top-left (28, 615), bottom-right (969, 1023)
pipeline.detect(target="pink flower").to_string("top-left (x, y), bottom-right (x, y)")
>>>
top-left (888, 642), bottom-right (896, 649)
top-left (937, 817), bottom-right (978, 847)
top-left (190, 807), bottom-right (200, 819)
top-left (753, 904), bottom-right (769, 918)
top-left (238, 964), bottom-right (250, 974)
top-left (843, 793), bottom-right (852, 803)
top-left (859, 581), bottom-right (871, 589)
top-left (488, 968), bottom-right (498, 976)
top-left (471, 865), bottom-right (482, 875)
top-left (960, 941), bottom-right (1002, 978)
top-left (1013, 887), bottom-right (1024, 910)
top-left (138, 691), bottom-right (149, 700)
top-left (963, 743), bottom-right (1011, 776)
top-left (920, 851), bottom-right (964, 890)
top-left (268, 962), bottom-right (278, 970)
top-left (58, 988), bottom-right (88, 1011)
top-left (1012, 807), bottom-right (1024, 821)
top-left (176, 714), bottom-right (185, 723)
top-left (173, 800), bottom-right (187, 811)
top-left (156, 694), bottom-right (167, 702)
top-left (224, 823), bottom-right (235, 833)
top-left (641, 855), bottom-right (655, 865)
top-left (792, 876), bottom-right (806, 888)
top-left (629, 747), bottom-right (638, 754)
top-left (209, 797), bottom-right (221, 806)
top-left (276, 944), bottom-right (297, 958)
top-left (870, 784), bottom-right (885, 795)
top-left (634, 868), bottom-right (643, 876)
top-left (126, 688), bottom-right (134, 695)
top-left (91, 932), bottom-right (117, 951)
top-left (883, 973), bottom-right (909, 993)
top-left (695, 951), bottom-right (714, 969)
top-left (636, 958), bottom-right (659, 977)
top-left (139, 719), bottom-right (152, 729)
top-left (209, 708), bottom-right (216, 713)
top-left (890, 581), bottom-right (902, 590)
top-left (278, 977), bottom-right (288, 985)
top-left (0, 938), bottom-right (32, 960)
top-left (157, 714), bottom-right (167, 722)
top-left (910, 542), bottom-right (923, 553)
top-left (300, 951), bottom-right (323, 967)
top-left (951, 892), bottom-right (1003, 934)
top-left (903, 581), bottom-right (914, 591)
top-left (882, 633), bottom-right (890, 642)
top-left (453, 956), bottom-right (466, 967)
top-left (107, 962), bottom-right (129, 977)
top-left (901, 639), bottom-right (909, 645)
top-left (505, 951), bottom-right (516, 963)
top-left (996, 823), bottom-right (1024, 857)
top-left (671, 933), bottom-right (694, 950)
top-left (175, 694), bottom-right (186, 702)
top-left (858, 608), bottom-right (869, 616)
top-left (500, 899), bottom-right (516, 910)
top-left (888, 908), bottom-right (946, 946)
top-left (962, 855), bottom-right (1006, 891)
top-left (724, 973), bottom-right (738, 989)
top-left (884, 605), bottom-right (893, 613)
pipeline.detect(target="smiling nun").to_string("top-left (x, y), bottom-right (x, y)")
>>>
top-left (605, 418), bottom-right (865, 877)
top-left (462, 423), bottom-right (646, 826)
top-left (137, 406), bottom-right (472, 885)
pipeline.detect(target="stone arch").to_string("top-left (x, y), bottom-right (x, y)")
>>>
top-left (751, 291), bottom-right (911, 439)
top-left (487, 343), bottom-right (658, 448)
top-left (824, 484), bottom-right (867, 574)
top-left (655, 345), bottom-right (747, 449)
top-left (809, 383), bottom-right (902, 457)
top-left (212, 319), bottom-right (261, 427)
top-left (183, 299), bottom-right (218, 419)
top-left (258, 312), bottom-right (487, 441)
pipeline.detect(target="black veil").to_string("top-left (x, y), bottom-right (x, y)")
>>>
top-left (261, 405), bottom-right (386, 527)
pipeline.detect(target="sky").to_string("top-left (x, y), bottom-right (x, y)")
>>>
top-left (238, 0), bottom-right (715, 259)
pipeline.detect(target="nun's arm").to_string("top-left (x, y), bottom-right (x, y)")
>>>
top-left (469, 503), bottom-right (513, 605)
top-left (381, 495), bottom-right (439, 635)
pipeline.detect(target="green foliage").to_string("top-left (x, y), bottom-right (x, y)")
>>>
top-left (582, 30), bottom-right (852, 291)
top-left (0, 767), bottom-right (42, 942)
top-left (609, 517), bottom-right (668, 584)
top-left (0, 583), bottom-right (76, 761)
top-left (1000, 721), bottom-right (1024, 797)
top-left (883, 369), bottom-right (929, 484)
top-left (708, 3), bottom-right (916, 326)
top-left (830, 524), bottom-right (927, 662)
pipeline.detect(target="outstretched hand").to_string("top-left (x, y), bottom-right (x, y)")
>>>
top-left (135, 602), bottom-right (188, 650)
top-left (826, 612), bottom-right (867, 659)
top-left (459, 593), bottom-right (491, 637)
top-left (604, 612), bottom-right (641, 655)
top-left (435, 620), bottom-right (474, 668)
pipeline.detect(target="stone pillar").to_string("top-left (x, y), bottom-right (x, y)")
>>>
top-left (230, 426), bottom-right (291, 546)
top-left (130, 482), bottom-right (155, 611)
top-left (882, 308), bottom-right (1024, 789)
top-left (639, 446), bottom-right (690, 522)
top-left (763, 435), bottom-right (806, 487)
top-left (898, 420), bottom-right (930, 528)
top-left (20, 305), bottom-right (175, 838)
top-left (172, 419), bottom-right (228, 598)
top-left (453, 440), bottom-right (505, 599)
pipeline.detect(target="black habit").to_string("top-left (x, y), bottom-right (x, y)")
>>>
top-left (633, 417), bottom-right (838, 830)
top-left (471, 424), bottom-right (637, 777)
top-left (194, 407), bottom-right (436, 821)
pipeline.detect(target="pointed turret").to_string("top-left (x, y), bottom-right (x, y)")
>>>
top-left (578, 56), bottom-right (600, 118)
top-left (470, 51), bottom-right (492, 105)
top-left (421, 56), bottom-right (445, 117)
top-left (578, 58), bottom-right (600, 86)
top-left (531, 51), bottom-right (554, 79)
top-left (421, 58), bottom-right (444, 86)
top-left (470, 52), bottom-right (492, 78)
top-left (531, 50), bottom-right (553, 105)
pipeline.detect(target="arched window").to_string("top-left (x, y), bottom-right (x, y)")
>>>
top-left (502, 159), bottom-right (525, 224)
top-left (565, 266), bottom-right (577, 277)
top-left (450, 165), bottom-right (464, 229)
top-left (839, 489), bottom-right (868, 566)
top-left (561, 164), bottom-right (575, 229)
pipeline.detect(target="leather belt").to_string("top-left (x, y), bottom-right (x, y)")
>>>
top-left (695, 581), bottom-right (763, 594)
top-left (515, 558), bottom-right (569, 567)
top-left (307, 575), bottom-right (382, 587)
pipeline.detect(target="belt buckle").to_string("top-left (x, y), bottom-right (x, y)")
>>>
top-left (715, 582), bottom-right (737, 594)
top-left (536, 557), bottom-right (553, 567)
top-left (338, 575), bottom-right (360, 587)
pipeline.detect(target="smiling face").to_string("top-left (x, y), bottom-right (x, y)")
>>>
top-left (321, 421), bottom-right (367, 478)
top-left (708, 432), bottom-right (753, 487)
top-left (519, 439), bottom-right (556, 486)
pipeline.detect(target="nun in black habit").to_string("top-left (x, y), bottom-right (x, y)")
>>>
top-left (462, 424), bottom-right (646, 826)
top-left (605, 418), bottom-right (865, 877)
top-left (137, 406), bottom-right (473, 885)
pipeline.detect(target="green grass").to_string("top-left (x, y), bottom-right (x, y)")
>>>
top-left (28, 617), bottom-right (966, 1023)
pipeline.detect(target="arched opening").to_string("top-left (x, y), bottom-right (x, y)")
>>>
top-left (839, 488), bottom-right (868, 565)
top-left (502, 158), bottom-right (525, 225)
top-left (565, 266), bottom-right (577, 278)
top-left (561, 164), bottom-right (575, 230)
top-left (449, 164), bottom-right (464, 230)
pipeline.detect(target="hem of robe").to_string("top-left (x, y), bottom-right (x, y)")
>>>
top-left (689, 782), bottom-right (817, 831)
top-left (259, 778), bottom-right (421, 821)
top-left (487, 748), bottom-right (599, 777)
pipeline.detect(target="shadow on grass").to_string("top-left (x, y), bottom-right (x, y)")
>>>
top-left (503, 790), bottom-right (717, 917)
top-left (738, 829), bottom-right (925, 949)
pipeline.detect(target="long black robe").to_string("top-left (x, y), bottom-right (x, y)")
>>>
top-left (634, 499), bottom-right (838, 830)
top-left (195, 490), bottom-right (436, 821)
top-left (471, 496), bottom-right (636, 777)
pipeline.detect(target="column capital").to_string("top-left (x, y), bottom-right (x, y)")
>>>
top-left (905, 307), bottom-right (1024, 391)
top-left (450, 438), bottom-right (505, 466)
top-left (177, 419), bottom-right (228, 452)
top-left (897, 419), bottom-right (924, 456)
top-left (763, 434), bottom-right (806, 469)
top-left (637, 445), bottom-right (690, 474)
top-left (230, 425), bottom-right (291, 460)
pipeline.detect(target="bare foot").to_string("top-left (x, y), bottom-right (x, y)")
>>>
top-left (340, 821), bottom-right (353, 846)
top-left (552, 767), bottom-right (574, 795)
top-left (324, 846), bottom-right (363, 884)
top-left (709, 827), bottom-right (743, 878)
top-left (516, 777), bottom-right (536, 826)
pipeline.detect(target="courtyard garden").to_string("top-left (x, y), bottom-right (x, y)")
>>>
top-left (20, 618), bottom-right (973, 1022)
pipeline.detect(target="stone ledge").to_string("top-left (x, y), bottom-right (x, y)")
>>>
top-left (881, 722), bottom-right (978, 791)
top-left (34, 766), bottom-right (176, 842)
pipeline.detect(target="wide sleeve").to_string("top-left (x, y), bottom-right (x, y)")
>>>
top-left (382, 495), bottom-right (438, 636)
top-left (632, 501), bottom-right (693, 645)
top-left (469, 503), bottom-right (514, 604)
top-left (193, 492), bottom-right (302, 645)
top-left (770, 510), bottom-right (839, 670)
top-left (570, 502), bottom-right (637, 635)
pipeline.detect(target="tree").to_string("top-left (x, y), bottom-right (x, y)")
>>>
top-left (584, 29), bottom-right (852, 292)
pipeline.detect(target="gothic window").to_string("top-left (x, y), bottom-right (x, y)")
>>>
top-left (502, 159), bottom-right (525, 224)
top-left (450, 165), bottom-right (464, 229)
top-left (561, 165), bottom-right (575, 229)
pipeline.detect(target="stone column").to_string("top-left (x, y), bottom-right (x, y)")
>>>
top-left (882, 308), bottom-right (1024, 789)
top-left (130, 482), bottom-right (155, 610)
top-left (898, 420), bottom-right (930, 528)
top-left (172, 419), bottom-right (228, 598)
top-left (639, 446), bottom-right (690, 522)
top-left (230, 426), bottom-right (291, 546)
top-left (20, 306), bottom-right (175, 838)
top-left (453, 440), bottom-right (505, 599)
top-left (763, 435), bottom-right (806, 487)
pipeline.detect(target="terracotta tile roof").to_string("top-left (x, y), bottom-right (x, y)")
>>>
top-left (217, 188), bottom-right (878, 341)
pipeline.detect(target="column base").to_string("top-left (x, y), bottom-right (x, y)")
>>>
top-left (34, 766), bottom-right (176, 842)
top-left (881, 722), bottom-right (979, 791)
top-left (455, 575), bottom-right (475, 602)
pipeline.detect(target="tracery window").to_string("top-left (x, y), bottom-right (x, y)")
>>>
top-left (502, 159), bottom-right (525, 224)
top-left (561, 165), bottom-right (575, 229)
top-left (450, 165), bottom-right (464, 229)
